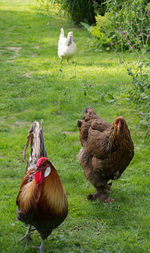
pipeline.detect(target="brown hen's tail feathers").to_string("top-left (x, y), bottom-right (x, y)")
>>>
top-left (24, 120), bottom-right (48, 172)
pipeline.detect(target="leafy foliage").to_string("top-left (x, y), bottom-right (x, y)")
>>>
top-left (127, 61), bottom-right (150, 134)
top-left (90, 0), bottom-right (150, 51)
top-left (38, 0), bottom-right (106, 24)
top-left (89, 13), bottom-right (113, 50)
top-left (61, 0), bottom-right (97, 24)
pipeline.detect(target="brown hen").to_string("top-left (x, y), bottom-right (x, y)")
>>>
top-left (77, 108), bottom-right (134, 203)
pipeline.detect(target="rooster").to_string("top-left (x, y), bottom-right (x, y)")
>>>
top-left (58, 28), bottom-right (77, 63)
top-left (77, 108), bottom-right (134, 203)
top-left (16, 121), bottom-right (68, 253)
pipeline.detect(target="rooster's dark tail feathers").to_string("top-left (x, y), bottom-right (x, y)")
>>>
top-left (24, 120), bottom-right (48, 172)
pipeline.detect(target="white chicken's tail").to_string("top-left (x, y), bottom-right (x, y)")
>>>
top-left (60, 27), bottom-right (65, 38)
top-left (24, 120), bottom-right (48, 172)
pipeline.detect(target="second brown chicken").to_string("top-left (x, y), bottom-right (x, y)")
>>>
top-left (77, 108), bottom-right (134, 203)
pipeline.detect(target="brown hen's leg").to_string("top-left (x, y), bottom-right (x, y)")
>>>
top-left (96, 185), bottom-right (114, 203)
top-left (87, 184), bottom-right (113, 203)
top-left (87, 192), bottom-right (98, 201)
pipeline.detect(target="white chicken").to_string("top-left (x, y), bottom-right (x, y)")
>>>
top-left (58, 28), bottom-right (77, 63)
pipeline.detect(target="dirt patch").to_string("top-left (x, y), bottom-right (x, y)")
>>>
top-left (63, 131), bottom-right (73, 136)
top-left (7, 46), bottom-right (22, 58)
top-left (22, 72), bottom-right (32, 78)
top-left (34, 45), bottom-right (40, 50)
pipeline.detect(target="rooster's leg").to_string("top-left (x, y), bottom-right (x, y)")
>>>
top-left (20, 225), bottom-right (33, 247)
top-left (33, 239), bottom-right (45, 253)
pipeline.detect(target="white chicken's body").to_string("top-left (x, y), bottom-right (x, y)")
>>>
top-left (58, 28), bottom-right (77, 62)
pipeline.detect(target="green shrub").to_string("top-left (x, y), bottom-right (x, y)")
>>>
top-left (36, 0), bottom-right (107, 25)
top-left (127, 61), bottom-right (150, 133)
top-left (90, 0), bottom-right (150, 51)
top-left (58, 0), bottom-right (95, 24)
top-left (53, 0), bottom-right (106, 24)
top-left (89, 13), bottom-right (113, 49)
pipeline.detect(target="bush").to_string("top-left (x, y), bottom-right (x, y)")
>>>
top-left (89, 13), bottom-right (114, 49)
top-left (90, 0), bottom-right (150, 51)
top-left (127, 61), bottom-right (150, 133)
top-left (54, 0), bottom-right (106, 24)
top-left (36, 0), bottom-right (106, 24)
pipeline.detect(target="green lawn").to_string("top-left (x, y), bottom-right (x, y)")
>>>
top-left (0, 0), bottom-right (150, 253)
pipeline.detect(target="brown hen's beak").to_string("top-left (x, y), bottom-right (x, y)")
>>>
top-left (117, 120), bottom-right (121, 134)
top-left (117, 120), bottom-right (121, 128)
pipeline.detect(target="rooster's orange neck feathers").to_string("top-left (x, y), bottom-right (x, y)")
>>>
top-left (17, 164), bottom-right (67, 215)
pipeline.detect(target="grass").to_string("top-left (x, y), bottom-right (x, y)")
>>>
top-left (0, 0), bottom-right (150, 252)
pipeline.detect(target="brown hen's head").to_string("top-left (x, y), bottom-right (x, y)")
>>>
top-left (113, 116), bottom-right (126, 135)
top-left (35, 157), bottom-right (51, 184)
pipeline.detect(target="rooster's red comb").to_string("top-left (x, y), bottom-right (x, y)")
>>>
top-left (36, 157), bottom-right (49, 168)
